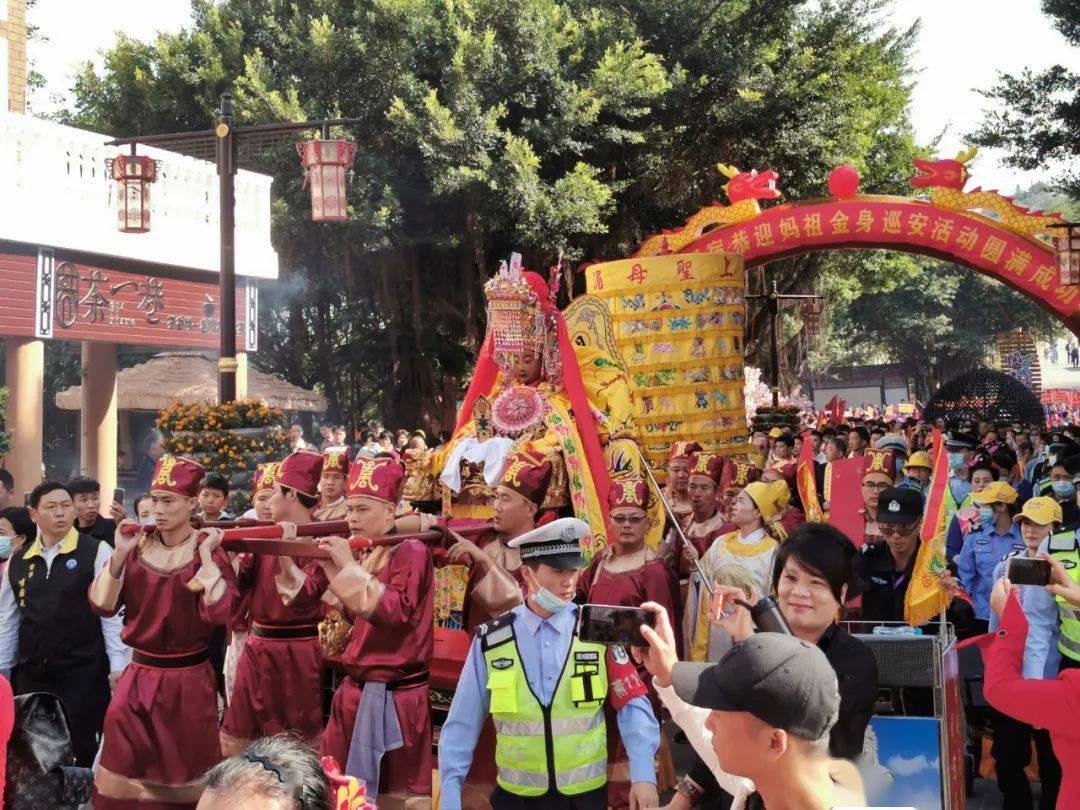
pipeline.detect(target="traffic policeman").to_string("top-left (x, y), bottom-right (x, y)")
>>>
top-left (438, 518), bottom-right (660, 810)
top-left (1029, 434), bottom-right (1077, 498)
top-left (943, 432), bottom-right (977, 526)
top-left (1041, 447), bottom-right (1080, 533)
top-left (1048, 462), bottom-right (1080, 672)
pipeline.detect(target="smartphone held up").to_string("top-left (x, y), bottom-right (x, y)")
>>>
top-left (1007, 556), bottom-right (1051, 587)
top-left (577, 604), bottom-right (656, 647)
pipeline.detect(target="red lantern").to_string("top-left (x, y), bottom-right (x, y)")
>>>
top-left (1056, 222), bottom-right (1080, 286)
top-left (803, 298), bottom-right (824, 337)
top-left (296, 139), bottom-right (358, 222)
top-left (106, 153), bottom-right (160, 233)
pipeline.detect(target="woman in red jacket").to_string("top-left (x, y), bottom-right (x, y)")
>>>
top-left (982, 562), bottom-right (1080, 807)
top-left (0, 674), bottom-right (11, 798)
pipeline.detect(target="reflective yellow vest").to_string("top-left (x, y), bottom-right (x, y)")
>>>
top-left (944, 480), bottom-right (970, 529)
top-left (481, 618), bottom-right (609, 797)
top-left (1049, 529), bottom-right (1080, 663)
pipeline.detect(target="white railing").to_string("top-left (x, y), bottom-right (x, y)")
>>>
top-left (0, 112), bottom-right (278, 280)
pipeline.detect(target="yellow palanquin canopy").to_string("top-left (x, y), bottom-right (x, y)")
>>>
top-left (579, 252), bottom-right (749, 476)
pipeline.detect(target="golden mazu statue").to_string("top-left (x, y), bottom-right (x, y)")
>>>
top-left (434, 255), bottom-right (618, 555)
top-left (430, 251), bottom-right (747, 626)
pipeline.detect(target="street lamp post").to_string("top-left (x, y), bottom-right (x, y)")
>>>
top-left (217, 95), bottom-right (238, 400)
top-left (745, 278), bottom-right (822, 407)
top-left (105, 93), bottom-right (360, 402)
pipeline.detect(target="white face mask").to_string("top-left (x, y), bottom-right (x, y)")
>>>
top-left (0, 536), bottom-right (11, 559)
top-left (532, 587), bottom-right (571, 613)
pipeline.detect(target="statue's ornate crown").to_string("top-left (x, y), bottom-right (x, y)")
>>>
top-left (484, 252), bottom-right (546, 355)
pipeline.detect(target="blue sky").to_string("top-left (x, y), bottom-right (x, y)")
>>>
top-left (28, 0), bottom-right (1080, 193)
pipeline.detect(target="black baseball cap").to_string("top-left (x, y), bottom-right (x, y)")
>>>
top-left (1063, 451), bottom-right (1080, 477)
top-left (945, 431), bottom-right (978, 450)
top-left (671, 634), bottom-right (839, 741)
top-left (1055, 443), bottom-right (1080, 468)
top-left (875, 486), bottom-right (924, 524)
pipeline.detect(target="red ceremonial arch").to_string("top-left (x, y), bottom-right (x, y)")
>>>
top-left (633, 151), bottom-right (1076, 334)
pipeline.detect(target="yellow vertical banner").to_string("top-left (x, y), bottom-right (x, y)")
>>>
top-left (904, 429), bottom-right (951, 626)
top-left (584, 252), bottom-right (749, 473)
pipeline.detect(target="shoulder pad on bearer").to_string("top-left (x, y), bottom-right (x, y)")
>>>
top-left (478, 612), bottom-right (516, 650)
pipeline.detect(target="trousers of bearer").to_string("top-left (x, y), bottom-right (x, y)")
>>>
top-left (438, 517), bottom-right (660, 810)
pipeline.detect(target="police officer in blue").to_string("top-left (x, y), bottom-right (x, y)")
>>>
top-left (438, 517), bottom-right (660, 810)
top-left (1028, 433), bottom-right (1077, 497)
top-left (956, 481), bottom-right (1023, 635)
top-left (943, 431), bottom-right (978, 526)
top-left (1043, 446), bottom-right (1080, 532)
top-left (986, 497), bottom-right (1063, 807)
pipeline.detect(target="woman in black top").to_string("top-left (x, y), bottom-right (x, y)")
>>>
top-left (669, 524), bottom-right (879, 808)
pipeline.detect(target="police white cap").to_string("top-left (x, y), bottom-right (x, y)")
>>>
top-left (507, 517), bottom-right (590, 570)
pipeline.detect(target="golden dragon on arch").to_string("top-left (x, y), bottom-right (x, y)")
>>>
top-left (911, 146), bottom-right (1065, 237)
top-left (634, 163), bottom-right (780, 257)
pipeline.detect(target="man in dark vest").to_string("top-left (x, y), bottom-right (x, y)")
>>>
top-left (0, 480), bottom-right (128, 765)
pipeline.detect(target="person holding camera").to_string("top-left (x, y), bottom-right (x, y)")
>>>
top-left (438, 517), bottom-right (660, 810)
top-left (663, 524), bottom-right (879, 808)
top-left (975, 564), bottom-right (1080, 808)
top-left (984, 497), bottom-right (1063, 808)
top-left (634, 603), bottom-right (866, 810)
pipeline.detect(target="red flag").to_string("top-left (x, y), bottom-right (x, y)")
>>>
top-left (824, 458), bottom-right (866, 546)
top-left (826, 396), bottom-right (846, 425)
top-left (797, 430), bottom-right (825, 522)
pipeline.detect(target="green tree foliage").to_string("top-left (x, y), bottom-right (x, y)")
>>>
top-left (970, 0), bottom-right (1080, 200)
top-left (60, 0), bottom-right (931, 426)
top-left (810, 178), bottom-right (1073, 400)
top-left (817, 252), bottom-right (1056, 400)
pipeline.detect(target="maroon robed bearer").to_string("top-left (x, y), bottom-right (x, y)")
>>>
top-left (90, 456), bottom-right (240, 809)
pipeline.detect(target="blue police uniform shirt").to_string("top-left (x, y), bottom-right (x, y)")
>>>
top-left (956, 522), bottom-right (1024, 621)
top-left (437, 601), bottom-right (659, 809)
top-left (990, 539), bottom-right (1061, 679)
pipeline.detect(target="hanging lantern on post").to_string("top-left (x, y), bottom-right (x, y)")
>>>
top-left (296, 138), bottom-right (358, 222)
top-left (105, 151), bottom-right (160, 233)
top-left (1056, 222), bottom-right (1080, 286)
top-left (802, 297), bottom-right (824, 338)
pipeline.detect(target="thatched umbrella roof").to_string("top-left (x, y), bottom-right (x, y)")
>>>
top-left (55, 352), bottom-right (327, 413)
